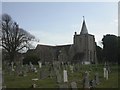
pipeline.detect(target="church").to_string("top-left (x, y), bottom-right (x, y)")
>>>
top-left (26, 17), bottom-right (97, 64)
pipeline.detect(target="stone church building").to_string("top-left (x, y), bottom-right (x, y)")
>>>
top-left (26, 17), bottom-right (97, 64)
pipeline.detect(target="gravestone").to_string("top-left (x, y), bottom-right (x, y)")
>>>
top-left (106, 64), bottom-right (111, 73)
top-left (104, 68), bottom-right (108, 80)
top-left (25, 64), bottom-right (29, 73)
top-left (11, 61), bottom-right (15, 71)
top-left (63, 70), bottom-right (68, 82)
top-left (30, 83), bottom-right (37, 88)
top-left (70, 65), bottom-right (74, 73)
top-left (94, 73), bottom-right (99, 85)
top-left (103, 67), bottom-right (106, 78)
top-left (71, 82), bottom-right (77, 90)
top-left (56, 70), bottom-right (62, 83)
top-left (38, 61), bottom-right (42, 68)
top-left (29, 62), bottom-right (34, 71)
top-left (49, 64), bottom-right (55, 78)
top-left (39, 69), bottom-right (49, 79)
top-left (59, 83), bottom-right (69, 89)
top-left (106, 70), bottom-right (108, 80)
top-left (89, 79), bottom-right (96, 88)
top-left (34, 67), bottom-right (38, 73)
top-left (83, 71), bottom-right (89, 88)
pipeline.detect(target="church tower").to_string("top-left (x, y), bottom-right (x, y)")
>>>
top-left (73, 16), bottom-right (97, 64)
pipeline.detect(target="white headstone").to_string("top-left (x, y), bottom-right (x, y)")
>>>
top-left (106, 70), bottom-right (108, 80)
top-left (103, 67), bottom-right (106, 78)
top-left (34, 68), bottom-right (37, 73)
top-left (38, 61), bottom-right (42, 68)
top-left (11, 62), bottom-right (14, 71)
top-left (63, 70), bottom-right (68, 82)
top-left (84, 61), bottom-right (90, 65)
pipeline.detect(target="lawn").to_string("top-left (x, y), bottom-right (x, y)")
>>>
top-left (3, 64), bottom-right (119, 88)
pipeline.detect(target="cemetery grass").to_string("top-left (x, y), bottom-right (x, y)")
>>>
top-left (3, 64), bottom-right (119, 88)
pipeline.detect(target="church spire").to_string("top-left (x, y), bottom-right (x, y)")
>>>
top-left (80, 16), bottom-right (88, 35)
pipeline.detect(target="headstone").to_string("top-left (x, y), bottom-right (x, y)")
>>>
top-left (106, 70), bottom-right (108, 80)
top-left (59, 83), bottom-right (69, 89)
top-left (71, 82), bottom-right (77, 90)
top-left (34, 67), bottom-right (38, 73)
top-left (38, 61), bottom-right (42, 68)
top-left (94, 73), bottom-right (99, 85)
top-left (103, 67), bottom-right (106, 78)
top-left (11, 61), bottom-right (15, 71)
top-left (63, 70), bottom-right (68, 82)
top-left (31, 84), bottom-right (37, 88)
top-left (104, 62), bottom-right (106, 67)
top-left (89, 79), bottom-right (96, 88)
top-left (29, 62), bottom-right (34, 71)
top-left (39, 69), bottom-right (49, 79)
top-left (16, 65), bottom-right (21, 75)
top-left (70, 65), bottom-right (74, 73)
top-left (106, 64), bottom-right (111, 73)
top-left (56, 70), bottom-right (62, 83)
top-left (49, 64), bottom-right (55, 78)
top-left (83, 71), bottom-right (89, 88)
top-left (25, 64), bottom-right (29, 73)
top-left (104, 67), bottom-right (108, 80)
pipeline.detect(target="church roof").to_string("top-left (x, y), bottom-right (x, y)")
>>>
top-left (80, 16), bottom-right (88, 35)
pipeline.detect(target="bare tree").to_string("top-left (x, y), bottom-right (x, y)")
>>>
top-left (1, 14), bottom-right (36, 62)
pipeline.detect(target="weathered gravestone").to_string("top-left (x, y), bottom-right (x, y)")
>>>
top-left (56, 70), bottom-right (62, 83)
top-left (106, 69), bottom-right (108, 80)
top-left (11, 61), bottom-right (15, 71)
top-left (63, 70), bottom-right (68, 82)
top-left (25, 64), bottom-right (29, 73)
top-left (29, 62), bottom-right (34, 71)
top-left (49, 64), bottom-right (55, 78)
top-left (59, 83), bottom-right (69, 89)
top-left (103, 67), bottom-right (106, 78)
top-left (103, 67), bottom-right (108, 80)
top-left (34, 67), bottom-right (38, 73)
top-left (39, 69), bottom-right (49, 79)
top-left (69, 65), bottom-right (74, 73)
top-left (89, 79), bottom-right (96, 88)
top-left (83, 71), bottom-right (89, 88)
top-left (94, 73), bottom-right (99, 85)
top-left (38, 61), bottom-right (42, 68)
top-left (71, 81), bottom-right (77, 90)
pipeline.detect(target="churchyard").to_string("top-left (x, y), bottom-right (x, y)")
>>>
top-left (2, 61), bottom-right (119, 89)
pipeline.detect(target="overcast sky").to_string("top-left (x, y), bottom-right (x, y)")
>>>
top-left (2, 2), bottom-right (118, 47)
